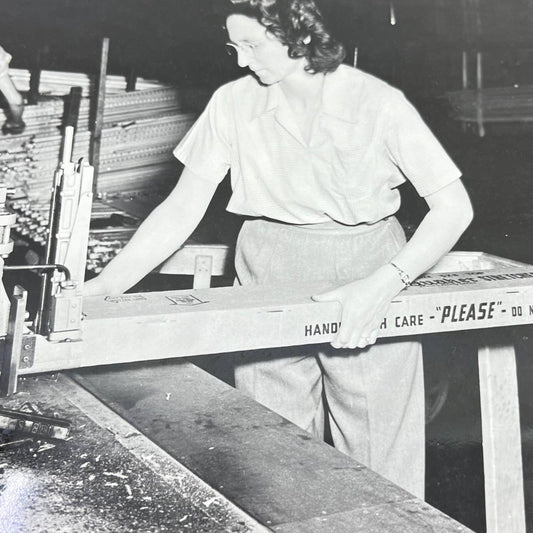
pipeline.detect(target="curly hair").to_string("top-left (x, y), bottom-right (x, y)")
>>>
top-left (221, 0), bottom-right (346, 74)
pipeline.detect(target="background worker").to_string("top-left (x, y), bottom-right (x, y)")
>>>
top-left (0, 45), bottom-right (26, 135)
top-left (85, 0), bottom-right (473, 499)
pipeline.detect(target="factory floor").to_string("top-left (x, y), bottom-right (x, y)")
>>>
top-left (0, 373), bottom-right (259, 533)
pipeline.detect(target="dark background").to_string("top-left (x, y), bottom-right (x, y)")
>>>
top-left (1, 1), bottom-right (533, 531)
top-left (1, 0), bottom-right (532, 93)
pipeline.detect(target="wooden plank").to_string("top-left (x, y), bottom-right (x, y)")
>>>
top-left (90, 37), bottom-right (109, 194)
top-left (193, 254), bottom-right (213, 289)
top-left (476, 52), bottom-right (486, 137)
top-left (426, 251), bottom-right (529, 272)
top-left (17, 265), bottom-right (533, 374)
top-left (478, 330), bottom-right (526, 533)
top-left (160, 248), bottom-right (522, 281)
top-left (71, 361), bottom-right (473, 532)
top-left (159, 243), bottom-right (232, 276)
top-left (272, 500), bottom-right (474, 532)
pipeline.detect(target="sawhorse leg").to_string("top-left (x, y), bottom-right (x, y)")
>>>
top-left (478, 328), bottom-right (525, 533)
top-left (193, 255), bottom-right (213, 289)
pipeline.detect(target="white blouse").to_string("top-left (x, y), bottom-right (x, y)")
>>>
top-left (174, 64), bottom-right (461, 225)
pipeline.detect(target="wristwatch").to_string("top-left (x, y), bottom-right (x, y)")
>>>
top-left (390, 262), bottom-right (411, 288)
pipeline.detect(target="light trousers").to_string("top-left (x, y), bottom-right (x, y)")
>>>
top-left (233, 217), bottom-right (425, 499)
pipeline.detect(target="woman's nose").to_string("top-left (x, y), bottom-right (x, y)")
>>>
top-left (236, 49), bottom-right (250, 68)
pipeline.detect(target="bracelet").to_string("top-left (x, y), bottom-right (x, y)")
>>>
top-left (390, 262), bottom-right (411, 288)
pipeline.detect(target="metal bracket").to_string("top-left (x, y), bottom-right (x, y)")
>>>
top-left (0, 334), bottom-right (37, 369)
top-left (0, 285), bottom-right (28, 397)
top-left (19, 335), bottom-right (36, 369)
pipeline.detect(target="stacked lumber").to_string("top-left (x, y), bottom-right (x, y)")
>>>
top-left (9, 196), bottom-right (141, 274)
top-left (1, 69), bottom-right (203, 272)
top-left (445, 85), bottom-right (533, 123)
top-left (0, 70), bottom-right (199, 200)
top-left (9, 68), bottom-right (167, 97)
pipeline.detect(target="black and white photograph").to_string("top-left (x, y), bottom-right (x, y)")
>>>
top-left (0, 0), bottom-right (532, 531)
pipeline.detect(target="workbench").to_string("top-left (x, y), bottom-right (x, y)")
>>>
top-left (0, 360), bottom-right (471, 532)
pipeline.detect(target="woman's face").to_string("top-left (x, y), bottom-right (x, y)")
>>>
top-left (225, 14), bottom-right (305, 85)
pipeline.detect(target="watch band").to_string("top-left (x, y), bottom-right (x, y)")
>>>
top-left (390, 262), bottom-right (411, 288)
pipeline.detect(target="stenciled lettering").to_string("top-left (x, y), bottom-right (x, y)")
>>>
top-left (440, 301), bottom-right (496, 323)
top-left (304, 322), bottom-right (341, 337)
top-left (394, 314), bottom-right (424, 327)
top-left (479, 272), bottom-right (533, 282)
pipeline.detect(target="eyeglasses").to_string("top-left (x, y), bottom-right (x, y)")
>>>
top-left (224, 41), bottom-right (258, 57)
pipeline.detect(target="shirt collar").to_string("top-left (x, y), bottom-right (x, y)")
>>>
top-left (251, 81), bottom-right (280, 120)
top-left (251, 65), bottom-right (360, 124)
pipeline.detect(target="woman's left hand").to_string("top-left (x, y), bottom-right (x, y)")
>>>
top-left (312, 264), bottom-right (405, 349)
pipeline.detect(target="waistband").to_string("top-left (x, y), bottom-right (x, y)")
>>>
top-left (244, 216), bottom-right (396, 236)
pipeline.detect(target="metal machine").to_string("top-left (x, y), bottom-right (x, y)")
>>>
top-left (0, 122), bottom-right (93, 395)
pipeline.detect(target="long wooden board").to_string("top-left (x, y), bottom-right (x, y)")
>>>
top-left (17, 265), bottom-right (533, 374)
top-left (71, 361), bottom-right (473, 532)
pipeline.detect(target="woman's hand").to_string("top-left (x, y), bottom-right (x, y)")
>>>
top-left (312, 264), bottom-right (405, 349)
top-left (81, 168), bottom-right (218, 296)
top-left (313, 179), bottom-right (473, 350)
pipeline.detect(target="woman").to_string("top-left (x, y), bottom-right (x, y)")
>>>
top-left (85, 0), bottom-right (473, 499)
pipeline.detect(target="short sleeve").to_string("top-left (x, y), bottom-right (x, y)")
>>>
top-left (385, 90), bottom-right (462, 197)
top-left (0, 47), bottom-right (13, 78)
top-left (173, 85), bottom-right (233, 184)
